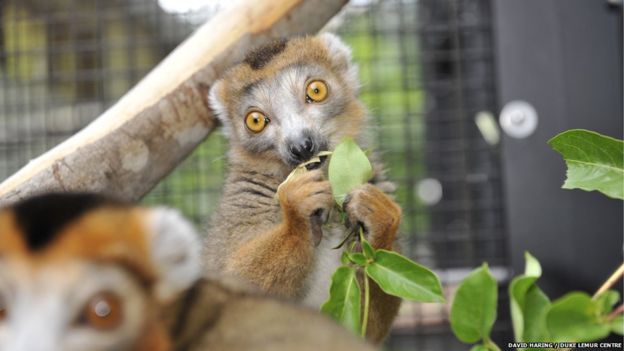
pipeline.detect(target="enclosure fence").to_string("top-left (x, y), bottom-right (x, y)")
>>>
top-left (0, 0), bottom-right (511, 349)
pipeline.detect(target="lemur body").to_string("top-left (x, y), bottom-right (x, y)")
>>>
top-left (205, 33), bottom-right (402, 342)
top-left (0, 193), bottom-right (374, 351)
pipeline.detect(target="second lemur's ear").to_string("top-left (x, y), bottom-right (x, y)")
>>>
top-left (208, 80), bottom-right (233, 136)
top-left (319, 33), bottom-right (359, 89)
top-left (145, 207), bottom-right (201, 302)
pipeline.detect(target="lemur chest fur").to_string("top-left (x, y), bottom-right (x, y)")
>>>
top-left (301, 225), bottom-right (346, 308)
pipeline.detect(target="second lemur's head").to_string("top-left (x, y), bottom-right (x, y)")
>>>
top-left (209, 33), bottom-right (366, 168)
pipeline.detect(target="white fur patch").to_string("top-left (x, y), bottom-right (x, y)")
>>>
top-left (319, 32), bottom-right (360, 92)
top-left (319, 32), bottom-right (352, 64)
top-left (147, 207), bottom-right (201, 302)
top-left (301, 226), bottom-right (345, 308)
top-left (0, 261), bottom-right (148, 351)
top-left (208, 80), bottom-right (232, 137)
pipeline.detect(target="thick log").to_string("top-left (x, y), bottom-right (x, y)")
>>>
top-left (0, 0), bottom-right (349, 205)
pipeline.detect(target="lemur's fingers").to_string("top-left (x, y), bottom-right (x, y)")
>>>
top-left (305, 191), bottom-right (334, 211)
top-left (279, 170), bottom-right (332, 219)
top-left (291, 169), bottom-right (325, 186)
top-left (296, 181), bottom-right (333, 216)
top-left (372, 181), bottom-right (397, 196)
top-left (344, 184), bottom-right (401, 250)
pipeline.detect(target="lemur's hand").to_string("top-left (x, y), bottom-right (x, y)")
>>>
top-left (344, 184), bottom-right (401, 250)
top-left (277, 169), bottom-right (333, 244)
top-left (373, 181), bottom-right (397, 196)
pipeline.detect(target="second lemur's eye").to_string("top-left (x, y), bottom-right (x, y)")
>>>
top-left (245, 111), bottom-right (270, 133)
top-left (79, 292), bottom-right (122, 330)
top-left (306, 80), bottom-right (328, 103)
top-left (0, 295), bottom-right (7, 321)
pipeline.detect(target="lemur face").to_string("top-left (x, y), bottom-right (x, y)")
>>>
top-left (0, 260), bottom-right (149, 351)
top-left (210, 33), bottom-right (366, 167)
top-left (0, 193), bottom-right (201, 351)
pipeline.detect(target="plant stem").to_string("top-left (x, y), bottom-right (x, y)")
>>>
top-left (358, 227), bottom-right (370, 338)
top-left (361, 272), bottom-right (370, 337)
top-left (484, 338), bottom-right (501, 351)
top-left (607, 304), bottom-right (624, 321)
top-left (593, 263), bottom-right (624, 299)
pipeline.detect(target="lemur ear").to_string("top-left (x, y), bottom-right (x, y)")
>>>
top-left (208, 80), bottom-right (233, 135)
top-left (145, 207), bottom-right (201, 302)
top-left (319, 32), bottom-right (359, 89)
top-left (319, 32), bottom-right (353, 70)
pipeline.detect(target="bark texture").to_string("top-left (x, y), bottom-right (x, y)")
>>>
top-left (0, 0), bottom-right (348, 205)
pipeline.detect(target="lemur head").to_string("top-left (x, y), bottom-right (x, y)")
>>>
top-left (0, 193), bottom-right (201, 351)
top-left (210, 33), bottom-right (365, 168)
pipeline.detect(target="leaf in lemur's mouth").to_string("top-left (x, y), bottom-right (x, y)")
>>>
top-left (274, 151), bottom-right (333, 202)
top-left (305, 150), bottom-right (333, 170)
top-left (305, 152), bottom-right (331, 170)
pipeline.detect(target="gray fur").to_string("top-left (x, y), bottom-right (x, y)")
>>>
top-left (204, 34), bottom-right (393, 306)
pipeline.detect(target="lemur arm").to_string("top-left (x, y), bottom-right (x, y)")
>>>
top-left (344, 183), bottom-right (403, 343)
top-left (223, 170), bottom-right (333, 299)
top-left (365, 274), bottom-right (402, 343)
top-left (223, 222), bottom-right (314, 299)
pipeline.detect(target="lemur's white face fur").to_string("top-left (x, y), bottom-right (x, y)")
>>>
top-left (0, 194), bottom-right (201, 351)
top-left (0, 261), bottom-right (149, 351)
top-left (210, 33), bottom-right (366, 167)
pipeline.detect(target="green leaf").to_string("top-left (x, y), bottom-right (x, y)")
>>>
top-left (609, 315), bottom-right (624, 335)
top-left (595, 290), bottom-right (620, 315)
top-left (348, 252), bottom-right (367, 266)
top-left (509, 252), bottom-right (551, 343)
top-left (470, 345), bottom-right (489, 351)
top-left (340, 251), bottom-right (350, 265)
top-left (364, 249), bottom-right (444, 303)
top-left (361, 238), bottom-right (375, 260)
top-left (548, 129), bottom-right (624, 199)
top-left (546, 292), bottom-right (611, 342)
top-left (328, 138), bottom-right (373, 206)
top-left (321, 266), bottom-right (362, 334)
top-left (522, 286), bottom-right (551, 342)
top-left (450, 263), bottom-right (498, 344)
top-left (523, 251), bottom-right (542, 277)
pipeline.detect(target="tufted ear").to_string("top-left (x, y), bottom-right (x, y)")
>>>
top-left (319, 32), bottom-right (359, 89)
top-left (208, 80), bottom-right (233, 136)
top-left (145, 207), bottom-right (201, 302)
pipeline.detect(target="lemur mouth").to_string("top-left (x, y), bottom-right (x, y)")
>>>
top-left (304, 154), bottom-right (328, 170)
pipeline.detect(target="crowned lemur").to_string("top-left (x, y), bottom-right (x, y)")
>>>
top-left (205, 33), bottom-right (403, 343)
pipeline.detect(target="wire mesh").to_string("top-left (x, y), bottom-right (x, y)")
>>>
top-left (0, 0), bottom-right (511, 349)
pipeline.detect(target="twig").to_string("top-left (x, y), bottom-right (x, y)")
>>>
top-left (484, 337), bottom-right (502, 351)
top-left (359, 228), bottom-right (370, 337)
top-left (361, 273), bottom-right (370, 337)
top-left (593, 263), bottom-right (624, 299)
top-left (607, 304), bottom-right (624, 321)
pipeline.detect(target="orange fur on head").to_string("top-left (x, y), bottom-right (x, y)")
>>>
top-left (0, 206), bottom-right (157, 285)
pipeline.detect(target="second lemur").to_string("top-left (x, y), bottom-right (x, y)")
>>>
top-left (204, 33), bottom-right (402, 343)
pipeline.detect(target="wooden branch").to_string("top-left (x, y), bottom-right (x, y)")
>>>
top-left (0, 0), bottom-right (348, 206)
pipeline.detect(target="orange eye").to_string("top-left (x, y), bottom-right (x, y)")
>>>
top-left (245, 111), bottom-right (269, 133)
top-left (0, 296), bottom-right (6, 321)
top-left (81, 292), bottom-right (122, 330)
top-left (306, 80), bottom-right (328, 103)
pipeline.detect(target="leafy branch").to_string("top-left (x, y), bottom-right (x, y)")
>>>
top-left (450, 255), bottom-right (624, 351)
top-left (450, 129), bottom-right (623, 350)
top-left (318, 138), bottom-right (445, 336)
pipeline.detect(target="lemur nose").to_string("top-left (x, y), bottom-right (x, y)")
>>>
top-left (288, 136), bottom-right (315, 163)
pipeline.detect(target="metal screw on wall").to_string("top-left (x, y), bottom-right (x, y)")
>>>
top-left (499, 100), bottom-right (539, 139)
